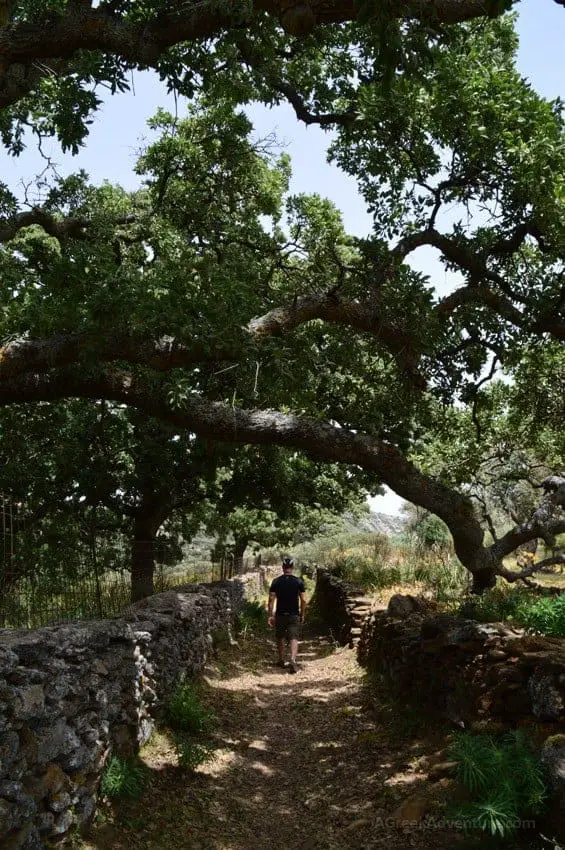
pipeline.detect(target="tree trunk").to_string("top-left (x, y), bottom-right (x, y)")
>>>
top-left (131, 519), bottom-right (156, 602)
top-left (233, 537), bottom-right (248, 575)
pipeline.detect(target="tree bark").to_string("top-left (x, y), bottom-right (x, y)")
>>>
top-left (0, 0), bottom-right (523, 109)
top-left (131, 517), bottom-right (157, 602)
top-left (233, 537), bottom-right (249, 576)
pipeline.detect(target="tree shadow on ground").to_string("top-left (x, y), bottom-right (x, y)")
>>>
top-left (82, 631), bottom-right (541, 850)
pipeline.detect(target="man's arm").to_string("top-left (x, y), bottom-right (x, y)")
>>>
top-left (268, 591), bottom-right (277, 627)
top-left (299, 592), bottom-right (307, 624)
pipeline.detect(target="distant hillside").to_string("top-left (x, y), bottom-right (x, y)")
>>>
top-left (338, 510), bottom-right (405, 537)
top-left (175, 509), bottom-right (405, 574)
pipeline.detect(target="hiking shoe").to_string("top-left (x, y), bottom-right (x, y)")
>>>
top-left (276, 660), bottom-right (286, 669)
top-left (288, 659), bottom-right (298, 674)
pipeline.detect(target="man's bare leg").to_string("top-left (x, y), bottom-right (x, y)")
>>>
top-left (290, 638), bottom-right (298, 662)
top-left (277, 638), bottom-right (286, 665)
top-left (288, 638), bottom-right (299, 673)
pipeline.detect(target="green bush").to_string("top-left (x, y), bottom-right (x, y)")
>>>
top-left (448, 730), bottom-right (547, 838)
top-left (412, 558), bottom-right (469, 604)
top-left (237, 600), bottom-right (268, 635)
top-left (458, 585), bottom-right (532, 623)
top-left (167, 679), bottom-right (216, 734)
top-left (100, 755), bottom-right (148, 799)
top-left (173, 731), bottom-right (216, 770)
top-left (520, 593), bottom-right (565, 637)
top-left (460, 585), bottom-right (565, 638)
top-left (300, 573), bottom-right (315, 593)
top-left (330, 554), bottom-right (401, 589)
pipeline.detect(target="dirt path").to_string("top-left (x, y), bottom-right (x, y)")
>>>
top-left (85, 630), bottom-right (478, 850)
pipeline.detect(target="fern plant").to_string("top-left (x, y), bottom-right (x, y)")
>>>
top-left (100, 755), bottom-right (148, 800)
top-left (448, 730), bottom-right (547, 838)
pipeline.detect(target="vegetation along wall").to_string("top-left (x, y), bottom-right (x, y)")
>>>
top-left (0, 575), bottom-right (263, 849)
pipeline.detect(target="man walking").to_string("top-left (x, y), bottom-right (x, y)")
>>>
top-left (268, 556), bottom-right (307, 673)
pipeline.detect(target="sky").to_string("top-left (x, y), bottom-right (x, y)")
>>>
top-left (1, 0), bottom-right (563, 516)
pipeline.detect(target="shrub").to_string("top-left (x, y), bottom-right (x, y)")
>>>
top-left (413, 558), bottom-right (469, 604)
top-left (167, 679), bottom-right (216, 733)
top-left (460, 585), bottom-right (565, 638)
top-left (100, 755), bottom-right (148, 799)
top-left (448, 730), bottom-right (547, 838)
top-left (237, 600), bottom-right (268, 635)
top-left (330, 554), bottom-right (401, 589)
top-left (520, 593), bottom-right (565, 637)
top-left (458, 584), bottom-right (532, 623)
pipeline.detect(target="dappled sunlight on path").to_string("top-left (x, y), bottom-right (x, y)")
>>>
top-left (84, 631), bottom-right (476, 850)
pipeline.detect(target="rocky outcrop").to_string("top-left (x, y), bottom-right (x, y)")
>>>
top-left (0, 577), bottom-right (251, 849)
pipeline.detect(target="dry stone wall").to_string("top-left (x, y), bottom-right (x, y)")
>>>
top-left (0, 576), bottom-right (255, 849)
top-left (312, 568), bottom-right (375, 647)
top-left (358, 594), bottom-right (565, 840)
top-left (358, 594), bottom-right (565, 727)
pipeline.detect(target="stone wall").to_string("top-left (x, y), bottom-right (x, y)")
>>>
top-left (0, 576), bottom-right (252, 849)
top-left (358, 594), bottom-right (565, 727)
top-left (311, 568), bottom-right (374, 647)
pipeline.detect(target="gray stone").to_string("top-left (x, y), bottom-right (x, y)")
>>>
top-left (542, 735), bottom-right (565, 794)
top-left (12, 686), bottom-right (44, 721)
top-left (487, 649), bottom-right (508, 661)
top-left (37, 811), bottom-right (55, 833)
top-left (387, 594), bottom-right (420, 618)
top-left (7, 668), bottom-right (47, 686)
top-left (528, 673), bottom-right (564, 720)
top-left (92, 689), bottom-right (108, 709)
top-left (0, 782), bottom-right (36, 820)
top-left (0, 577), bottom-right (248, 844)
top-left (76, 793), bottom-right (96, 825)
top-left (0, 780), bottom-right (24, 801)
top-left (35, 719), bottom-right (68, 764)
top-left (52, 808), bottom-right (74, 835)
top-left (19, 824), bottom-right (43, 850)
top-left (92, 659), bottom-right (109, 676)
top-left (74, 713), bottom-right (101, 744)
top-left (58, 743), bottom-right (91, 772)
top-left (0, 648), bottom-right (19, 674)
top-left (3, 822), bottom-right (40, 850)
top-left (0, 798), bottom-right (20, 836)
top-left (44, 674), bottom-right (73, 704)
top-left (0, 731), bottom-right (19, 775)
top-left (48, 790), bottom-right (71, 813)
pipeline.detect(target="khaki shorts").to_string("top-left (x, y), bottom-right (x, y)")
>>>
top-left (275, 613), bottom-right (301, 641)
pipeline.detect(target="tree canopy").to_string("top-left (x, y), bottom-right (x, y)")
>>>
top-left (0, 3), bottom-right (563, 593)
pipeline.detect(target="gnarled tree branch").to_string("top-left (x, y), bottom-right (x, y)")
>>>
top-left (0, 361), bottom-right (562, 593)
top-left (0, 365), bottom-right (489, 576)
top-left (0, 1), bottom-right (524, 110)
top-left (0, 332), bottom-right (236, 380)
top-left (499, 553), bottom-right (565, 584)
top-left (0, 208), bottom-right (136, 243)
top-left (248, 291), bottom-right (425, 385)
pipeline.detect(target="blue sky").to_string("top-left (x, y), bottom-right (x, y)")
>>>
top-left (1, 1), bottom-right (563, 515)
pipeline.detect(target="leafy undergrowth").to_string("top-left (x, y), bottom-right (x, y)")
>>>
top-left (81, 630), bottom-right (554, 850)
top-left (459, 583), bottom-right (565, 637)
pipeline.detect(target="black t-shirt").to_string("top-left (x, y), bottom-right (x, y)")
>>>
top-left (269, 574), bottom-right (305, 616)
